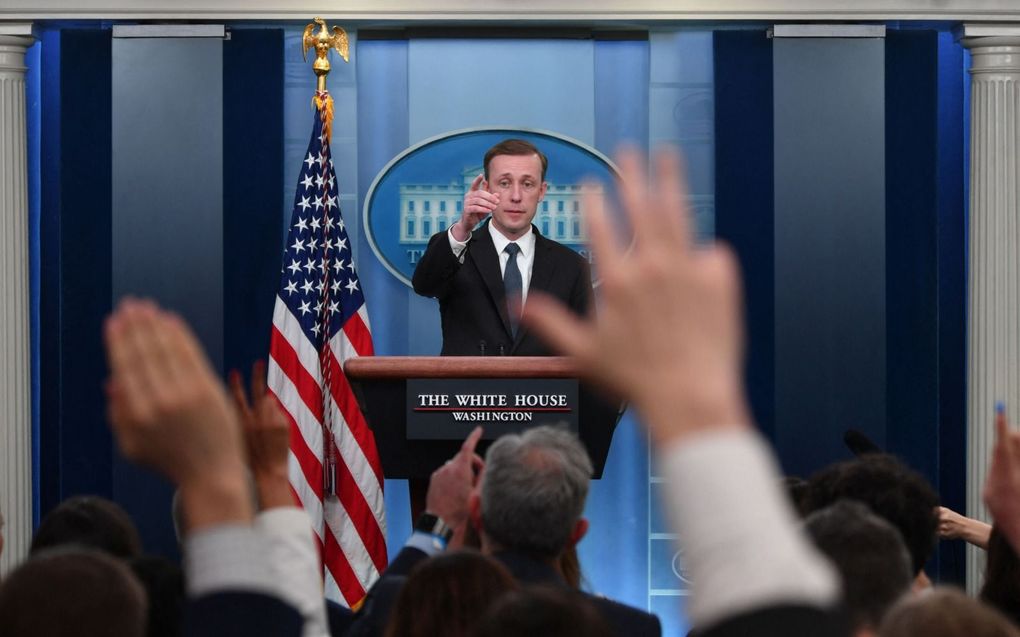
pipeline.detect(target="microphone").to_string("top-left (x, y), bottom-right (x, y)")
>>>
top-left (843, 429), bottom-right (882, 457)
top-left (478, 340), bottom-right (487, 356)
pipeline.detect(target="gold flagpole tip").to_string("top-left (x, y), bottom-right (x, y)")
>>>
top-left (302, 17), bottom-right (351, 94)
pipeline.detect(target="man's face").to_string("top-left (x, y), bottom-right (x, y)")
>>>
top-left (486, 153), bottom-right (547, 240)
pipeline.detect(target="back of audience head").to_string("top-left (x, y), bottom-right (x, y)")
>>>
top-left (0, 547), bottom-right (147, 637)
top-left (804, 500), bottom-right (913, 632)
top-left (981, 525), bottom-right (1020, 628)
top-left (879, 587), bottom-right (1020, 637)
top-left (783, 475), bottom-right (810, 517)
top-left (802, 453), bottom-right (939, 576)
top-left (384, 550), bottom-right (518, 637)
top-left (30, 495), bottom-right (142, 559)
top-left (130, 555), bottom-right (186, 637)
top-left (471, 586), bottom-right (613, 637)
top-left (476, 425), bottom-right (593, 559)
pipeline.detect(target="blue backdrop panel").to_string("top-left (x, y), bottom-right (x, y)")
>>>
top-left (713, 30), bottom-right (775, 443)
top-left (38, 27), bottom-right (114, 519)
top-left (773, 37), bottom-right (887, 477)
top-left (884, 28), bottom-right (966, 583)
top-left (223, 29), bottom-right (285, 384)
top-left (934, 31), bottom-right (967, 585)
top-left (407, 39), bottom-right (596, 143)
top-left (594, 36), bottom-right (649, 150)
top-left (111, 36), bottom-right (225, 557)
top-left (354, 37), bottom-right (416, 556)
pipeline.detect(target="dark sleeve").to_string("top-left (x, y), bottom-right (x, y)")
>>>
top-left (568, 255), bottom-right (593, 317)
top-left (184, 591), bottom-right (303, 637)
top-left (696, 605), bottom-right (851, 637)
top-left (412, 230), bottom-right (462, 299)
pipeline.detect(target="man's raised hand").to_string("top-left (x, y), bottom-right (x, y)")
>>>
top-left (523, 148), bottom-right (750, 445)
top-left (452, 173), bottom-right (498, 241)
top-left (426, 426), bottom-right (485, 546)
top-left (103, 299), bottom-right (252, 530)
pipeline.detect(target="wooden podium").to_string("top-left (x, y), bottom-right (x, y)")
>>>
top-left (344, 356), bottom-right (622, 517)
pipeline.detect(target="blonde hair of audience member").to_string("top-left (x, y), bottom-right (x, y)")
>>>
top-left (879, 587), bottom-right (1020, 637)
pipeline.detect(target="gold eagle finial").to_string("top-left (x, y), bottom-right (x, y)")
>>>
top-left (302, 17), bottom-right (350, 92)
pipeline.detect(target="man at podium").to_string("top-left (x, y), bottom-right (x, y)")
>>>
top-left (412, 139), bottom-right (593, 356)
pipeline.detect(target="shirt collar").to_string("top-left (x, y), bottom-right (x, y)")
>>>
top-left (488, 221), bottom-right (535, 259)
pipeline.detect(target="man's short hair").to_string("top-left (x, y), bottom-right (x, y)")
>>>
top-left (481, 425), bottom-right (592, 558)
top-left (30, 495), bottom-right (142, 559)
top-left (483, 139), bottom-right (548, 181)
top-left (805, 500), bottom-right (913, 629)
top-left (0, 548), bottom-right (147, 637)
top-left (802, 453), bottom-right (939, 575)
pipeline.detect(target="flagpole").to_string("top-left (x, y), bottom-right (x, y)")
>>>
top-left (302, 16), bottom-right (350, 497)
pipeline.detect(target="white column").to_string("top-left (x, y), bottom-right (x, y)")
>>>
top-left (962, 25), bottom-right (1020, 593)
top-left (0, 26), bottom-right (33, 580)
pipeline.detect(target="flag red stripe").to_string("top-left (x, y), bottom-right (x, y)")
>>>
top-left (271, 326), bottom-right (324, 422)
top-left (323, 526), bottom-right (367, 607)
top-left (272, 392), bottom-right (324, 500)
top-left (343, 310), bottom-right (374, 357)
top-left (330, 442), bottom-right (388, 573)
top-left (327, 350), bottom-right (385, 484)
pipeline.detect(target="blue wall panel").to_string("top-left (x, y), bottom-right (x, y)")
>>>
top-left (38, 28), bottom-right (114, 521)
top-left (773, 38), bottom-right (887, 477)
top-left (111, 36), bottom-right (224, 558)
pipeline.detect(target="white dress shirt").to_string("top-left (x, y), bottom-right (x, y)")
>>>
top-left (447, 222), bottom-right (537, 304)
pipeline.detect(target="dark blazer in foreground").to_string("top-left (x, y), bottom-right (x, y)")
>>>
top-left (345, 546), bottom-right (661, 637)
top-left (412, 222), bottom-right (592, 356)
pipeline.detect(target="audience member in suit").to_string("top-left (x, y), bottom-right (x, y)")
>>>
top-left (0, 547), bottom-right (147, 637)
top-left (522, 148), bottom-right (848, 637)
top-left (981, 525), bottom-right (1020, 628)
top-left (802, 453), bottom-right (939, 591)
top-left (804, 500), bottom-right (914, 636)
top-left (102, 299), bottom-right (302, 637)
top-left (349, 425), bottom-right (661, 637)
top-left (130, 555), bottom-right (186, 637)
top-left (30, 495), bottom-right (143, 559)
top-left (412, 138), bottom-right (592, 356)
top-left (471, 586), bottom-right (614, 637)
top-left (383, 550), bottom-right (518, 637)
top-left (879, 587), bottom-right (1020, 637)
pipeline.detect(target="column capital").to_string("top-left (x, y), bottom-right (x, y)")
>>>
top-left (957, 24), bottom-right (1020, 74)
top-left (0, 21), bottom-right (33, 44)
top-left (0, 24), bottom-right (33, 74)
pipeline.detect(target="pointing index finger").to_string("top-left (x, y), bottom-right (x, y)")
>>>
top-left (469, 174), bottom-right (485, 192)
top-left (460, 426), bottom-right (484, 460)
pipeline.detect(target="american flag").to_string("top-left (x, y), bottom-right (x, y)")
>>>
top-left (267, 93), bottom-right (387, 607)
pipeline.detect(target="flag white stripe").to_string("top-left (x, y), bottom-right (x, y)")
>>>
top-left (324, 497), bottom-right (381, 587)
top-left (328, 398), bottom-right (387, 527)
top-left (269, 358), bottom-right (325, 460)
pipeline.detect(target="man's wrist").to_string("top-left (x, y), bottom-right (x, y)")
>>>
top-left (414, 512), bottom-right (454, 547)
top-left (450, 221), bottom-right (471, 242)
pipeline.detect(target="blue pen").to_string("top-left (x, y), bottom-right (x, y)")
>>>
top-left (997, 401), bottom-right (1006, 416)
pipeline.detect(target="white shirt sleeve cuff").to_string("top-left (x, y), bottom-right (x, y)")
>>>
top-left (447, 227), bottom-right (470, 260)
top-left (184, 524), bottom-right (277, 598)
top-left (659, 429), bottom-right (840, 628)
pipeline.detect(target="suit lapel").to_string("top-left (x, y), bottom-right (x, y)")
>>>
top-left (467, 222), bottom-right (514, 338)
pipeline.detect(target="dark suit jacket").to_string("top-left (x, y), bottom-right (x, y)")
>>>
top-left (345, 546), bottom-right (661, 637)
top-left (184, 591), bottom-right (303, 637)
top-left (412, 222), bottom-right (592, 356)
